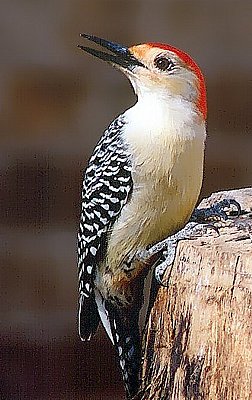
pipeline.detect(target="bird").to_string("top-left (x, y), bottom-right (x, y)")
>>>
top-left (77, 33), bottom-right (207, 399)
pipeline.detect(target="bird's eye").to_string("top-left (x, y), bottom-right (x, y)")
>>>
top-left (154, 56), bottom-right (175, 72)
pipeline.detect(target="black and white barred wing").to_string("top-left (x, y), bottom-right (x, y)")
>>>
top-left (78, 116), bottom-right (133, 340)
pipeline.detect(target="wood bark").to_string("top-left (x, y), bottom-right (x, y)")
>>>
top-left (137, 188), bottom-right (252, 400)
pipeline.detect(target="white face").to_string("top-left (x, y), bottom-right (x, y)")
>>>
top-left (122, 45), bottom-right (200, 105)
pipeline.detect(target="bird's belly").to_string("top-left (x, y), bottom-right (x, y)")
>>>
top-left (96, 155), bottom-right (203, 303)
top-left (95, 129), bottom-right (206, 303)
top-left (106, 136), bottom-right (204, 271)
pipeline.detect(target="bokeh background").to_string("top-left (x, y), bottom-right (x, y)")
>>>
top-left (0, 1), bottom-right (251, 399)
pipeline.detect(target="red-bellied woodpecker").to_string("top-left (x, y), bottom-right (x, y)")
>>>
top-left (77, 34), bottom-right (210, 398)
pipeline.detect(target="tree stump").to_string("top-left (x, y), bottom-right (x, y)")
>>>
top-left (138, 188), bottom-right (252, 400)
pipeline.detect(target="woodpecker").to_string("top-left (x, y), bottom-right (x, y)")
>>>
top-left (77, 34), bottom-right (207, 398)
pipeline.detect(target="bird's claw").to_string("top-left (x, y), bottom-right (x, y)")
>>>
top-left (212, 198), bottom-right (241, 219)
top-left (155, 257), bottom-right (173, 287)
top-left (191, 198), bottom-right (241, 223)
top-left (154, 222), bottom-right (218, 286)
top-left (150, 199), bottom-right (241, 286)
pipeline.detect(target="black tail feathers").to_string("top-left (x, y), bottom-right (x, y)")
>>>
top-left (78, 294), bottom-right (100, 341)
top-left (106, 301), bottom-right (141, 399)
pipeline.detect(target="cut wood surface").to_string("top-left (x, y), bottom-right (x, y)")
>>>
top-left (137, 188), bottom-right (252, 400)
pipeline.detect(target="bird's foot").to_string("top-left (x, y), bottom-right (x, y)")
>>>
top-left (134, 199), bottom-right (241, 286)
top-left (133, 223), bottom-right (217, 286)
top-left (154, 222), bottom-right (218, 285)
top-left (153, 199), bottom-right (241, 285)
top-left (191, 198), bottom-right (241, 223)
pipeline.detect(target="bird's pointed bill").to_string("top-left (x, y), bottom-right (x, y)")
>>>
top-left (78, 34), bottom-right (144, 70)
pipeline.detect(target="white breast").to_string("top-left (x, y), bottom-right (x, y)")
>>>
top-left (106, 95), bottom-right (206, 272)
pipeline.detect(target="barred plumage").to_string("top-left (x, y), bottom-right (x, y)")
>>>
top-left (78, 114), bottom-right (133, 339)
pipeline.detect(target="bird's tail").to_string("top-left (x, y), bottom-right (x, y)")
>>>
top-left (106, 301), bottom-right (141, 399)
top-left (78, 293), bottom-right (100, 341)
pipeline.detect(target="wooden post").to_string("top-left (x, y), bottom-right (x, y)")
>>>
top-left (137, 188), bottom-right (252, 400)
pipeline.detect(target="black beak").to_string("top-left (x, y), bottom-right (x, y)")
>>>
top-left (78, 34), bottom-right (144, 70)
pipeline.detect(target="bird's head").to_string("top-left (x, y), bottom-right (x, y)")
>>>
top-left (78, 34), bottom-right (207, 119)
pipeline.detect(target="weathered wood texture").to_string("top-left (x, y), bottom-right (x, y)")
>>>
top-left (138, 188), bottom-right (252, 400)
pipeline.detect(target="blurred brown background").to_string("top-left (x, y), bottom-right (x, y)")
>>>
top-left (0, 0), bottom-right (251, 399)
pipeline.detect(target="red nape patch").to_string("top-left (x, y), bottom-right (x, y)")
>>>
top-left (148, 43), bottom-right (207, 119)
